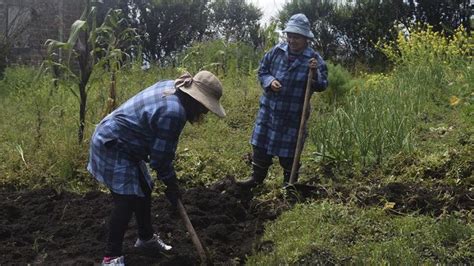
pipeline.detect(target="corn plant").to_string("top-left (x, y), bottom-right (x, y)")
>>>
top-left (178, 39), bottom-right (262, 98)
top-left (258, 20), bottom-right (281, 51)
top-left (40, 0), bottom-right (98, 143)
top-left (41, 0), bottom-right (138, 143)
top-left (94, 8), bottom-right (139, 117)
top-left (179, 40), bottom-right (261, 76)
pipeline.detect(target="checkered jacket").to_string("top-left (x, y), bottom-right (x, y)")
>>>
top-left (251, 43), bottom-right (328, 157)
top-left (87, 80), bottom-right (186, 196)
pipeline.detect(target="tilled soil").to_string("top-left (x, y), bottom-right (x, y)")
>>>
top-left (0, 177), bottom-right (284, 265)
top-left (1, 175), bottom-right (471, 265)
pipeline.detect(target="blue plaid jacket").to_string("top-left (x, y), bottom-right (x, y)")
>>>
top-left (87, 80), bottom-right (186, 196)
top-left (251, 43), bottom-right (328, 157)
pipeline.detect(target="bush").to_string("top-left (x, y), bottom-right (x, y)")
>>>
top-left (319, 62), bottom-right (353, 105)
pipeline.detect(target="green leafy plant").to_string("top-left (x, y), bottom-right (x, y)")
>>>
top-left (94, 8), bottom-right (139, 117)
top-left (41, 0), bottom-right (137, 143)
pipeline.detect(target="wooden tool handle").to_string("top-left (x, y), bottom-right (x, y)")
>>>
top-left (289, 68), bottom-right (314, 185)
top-left (177, 199), bottom-right (210, 264)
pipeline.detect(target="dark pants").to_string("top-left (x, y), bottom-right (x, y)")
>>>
top-left (252, 145), bottom-right (294, 172)
top-left (105, 190), bottom-right (153, 257)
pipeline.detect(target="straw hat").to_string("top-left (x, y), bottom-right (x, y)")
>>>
top-left (283, 13), bottom-right (314, 39)
top-left (176, 71), bottom-right (226, 118)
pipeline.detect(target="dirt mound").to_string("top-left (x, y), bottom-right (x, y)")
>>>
top-left (0, 177), bottom-right (283, 265)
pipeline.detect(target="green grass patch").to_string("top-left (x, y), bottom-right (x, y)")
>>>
top-left (247, 201), bottom-right (473, 264)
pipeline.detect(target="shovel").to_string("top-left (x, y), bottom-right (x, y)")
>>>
top-left (287, 67), bottom-right (319, 195)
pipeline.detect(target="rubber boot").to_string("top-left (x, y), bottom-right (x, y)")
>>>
top-left (237, 163), bottom-right (268, 189)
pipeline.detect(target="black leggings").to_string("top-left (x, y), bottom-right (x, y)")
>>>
top-left (105, 191), bottom-right (154, 257)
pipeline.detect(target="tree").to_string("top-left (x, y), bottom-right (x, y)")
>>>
top-left (122, 0), bottom-right (210, 65)
top-left (208, 0), bottom-right (262, 46)
top-left (408, 0), bottom-right (472, 34)
top-left (278, 0), bottom-right (339, 59)
top-left (331, 0), bottom-right (411, 68)
top-left (278, 0), bottom-right (471, 69)
top-left (279, 0), bottom-right (411, 69)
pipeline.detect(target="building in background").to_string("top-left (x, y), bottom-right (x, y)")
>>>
top-left (0, 0), bottom-right (83, 65)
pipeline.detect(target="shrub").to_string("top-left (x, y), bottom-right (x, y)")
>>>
top-left (319, 62), bottom-right (353, 105)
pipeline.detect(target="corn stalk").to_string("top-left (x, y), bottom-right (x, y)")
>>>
top-left (40, 0), bottom-right (137, 143)
top-left (94, 8), bottom-right (139, 117)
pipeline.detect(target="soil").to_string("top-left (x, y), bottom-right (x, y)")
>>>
top-left (1, 175), bottom-right (472, 265)
top-left (0, 176), bottom-right (285, 265)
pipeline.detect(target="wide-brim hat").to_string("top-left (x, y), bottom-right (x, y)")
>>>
top-left (283, 13), bottom-right (314, 39)
top-left (177, 71), bottom-right (226, 118)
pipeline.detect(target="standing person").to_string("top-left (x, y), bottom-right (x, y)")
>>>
top-left (237, 13), bottom-right (328, 189)
top-left (87, 71), bottom-right (226, 266)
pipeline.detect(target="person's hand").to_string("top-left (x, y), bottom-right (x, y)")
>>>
top-left (309, 58), bottom-right (318, 69)
top-left (270, 79), bottom-right (282, 92)
top-left (163, 177), bottom-right (181, 207)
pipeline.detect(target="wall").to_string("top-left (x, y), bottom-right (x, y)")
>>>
top-left (0, 0), bottom-right (84, 65)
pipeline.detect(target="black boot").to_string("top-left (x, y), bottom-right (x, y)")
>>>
top-left (237, 163), bottom-right (268, 189)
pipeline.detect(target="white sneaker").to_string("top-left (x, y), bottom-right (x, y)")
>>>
top-left (102, 255), bottom-right (125, 266)
top-left (134, 233), bottom-right (172, 251)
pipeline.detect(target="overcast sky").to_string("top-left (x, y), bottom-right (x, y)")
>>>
top-left (249, 0), bottom-right (351, 24)
top-left (248, 0), bottom-right (288, 24)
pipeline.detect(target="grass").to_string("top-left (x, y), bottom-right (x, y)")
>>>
top-left (0, 63), bottom-right (263, 190)
top-left (247, 202), bottom-right (473, 265)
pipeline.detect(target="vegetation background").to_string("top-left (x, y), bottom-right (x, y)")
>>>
top-left (0, 0), bottom-right (472, 264)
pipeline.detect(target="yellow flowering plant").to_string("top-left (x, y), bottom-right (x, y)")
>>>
top-left (377, 23), bottom-right (472, 66)
top-left (377, 23), bottom-right (473, 108)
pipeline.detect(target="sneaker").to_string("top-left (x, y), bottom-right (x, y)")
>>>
top-left (134, 233), bottom-right (172, 251)
top-left (102, 256), bottom-right (124, 266)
